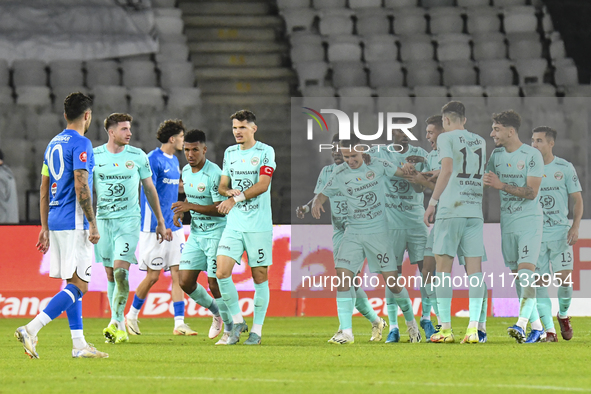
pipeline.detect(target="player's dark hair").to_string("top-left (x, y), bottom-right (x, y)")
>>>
top-left (532, 126), bottom-right (557, 141)
top-left (64, 92), bottom-right (92, 122)
top-left (331, 133), bottom-right (340, 143)
top-left (492, 110), bottom-right (521, 131)
top-left (425, 115), bottom-right (443, 129)
top-left (184, 129), bottom-right (206, 144)
top-left (104, 113), bottom-right (133, 131)
top-left (156, 119), bottom-right (185, 143)
top-left (230, 109), bottom-right (256, 123)
top-left (441, 101), bottom-right (465, 119)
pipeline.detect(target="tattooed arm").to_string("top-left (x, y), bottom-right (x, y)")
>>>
top-left (483, 171), bottom-right (541, 200)
top-left (74, 169), bottom-right (100, 244)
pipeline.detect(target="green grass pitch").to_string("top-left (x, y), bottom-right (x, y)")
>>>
top-left (2, 317), bottom-right (591, 393)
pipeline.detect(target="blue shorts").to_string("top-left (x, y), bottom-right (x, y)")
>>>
top-left (501, 224), bottom-right (542, 271)
top-left (179, 233), bottom-right (220, 277)
top-left (95, 217), bottom-right (140, 267)
top-left (217, 228), bottom-right (273, 267)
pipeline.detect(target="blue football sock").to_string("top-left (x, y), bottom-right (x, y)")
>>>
top-left (173, 301), bottom-right (185, 318)
top-left (132, 294), bottom-right (145, 311)
top-left (44, 284), bottom-right (83, 320)
top-left (66, 297), bottom-right (83, 331)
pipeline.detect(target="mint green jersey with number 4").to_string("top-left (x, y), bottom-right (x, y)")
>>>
top-left (182, 160), bottom-right (227, 238)
top-left (222, 141), bottom-right (276, 233)
top-left (539, 157), bottom-right (581, 241)
top-left (93, 144), bottom-right (152, 219)
top-left (314, 163), bottom-right (348, 231)
top-left (321, 158), bottom-right (399, 235)
top-left (437, 129), bottom-right (486, 219)
top-left (485, 144), bottom-right (544, 230)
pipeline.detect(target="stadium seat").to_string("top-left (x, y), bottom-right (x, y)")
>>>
top-left (472, 32), bottom-right (507, 60)
top-left (522, 84), bottom-right (556, 97)
top-left (441, 60), bottom-right (477, 86)
top-left (478, 59), bottom-right (514, 86)
top-left (563, 85), bottom-right (591, 97)
top-left (291, 34), bottom-right (325, 63)
top-left (159, 33), bottom-right (188, 44)
top-left (384, 0), bottom-right (418, 8)
top-left (331, 61), bottom-right (367, 88)
top-left (121, 60), bottom-right (157, 87)
top-left (541, 11), bottom-right (554, 33)
top-left (327, 36), bottom-right (362, 62)
top-left (503, 6), bottom-right (538, 34)
top-left (281, 8), bottom-right (316, 34)
top-left (485, 85), bottom-right (520, 96)
top-left (399, 35), bottom-right (434, 61)
top-left (52, 86), bottom-right (88, 112)
top-left (302, 94), bottom-right (338, 111)
top-left (507, 32), bottom-right (542, 60)
top-left (349, 0), bottom-right (381, 8)
top-left (428, 7), bottom-right (464, 35)
top-left (156, 42), bottom-right (190, 62)
top-left (367, 61), bottom-right (404, 88)
top-left (0, 59), bottom-right (9, 86)
top-left (319, 9), bottom-right (354, 36)
top-left (129, 87), bottom-right (166, 111)
top-left (553, 58), bottom-right (579, 86)
top-left (16, 86), bottom-right (51, 109)
top-left (338, 87), bottom-right (375, 126)
top-left (458, 0), bottom-right (490, 8)
top-left (277, 0), bottom-right (310, 9)
top-left (48, 60), bottom-right (84, 88)
top-left (338, 86), bottom-right (373, 97)
top-left (466, 7), bottom-right (501, 34)
top-left (158, 61), bottom-right (195, 89)
top-left (0, 86), bottom-right (13, 104)
top-left (2, 139), bottom-right (31, 168)
top-left (405, 60), bottom-right (440, 86)
top-left (12, 60), bottom-right (47, 87)
top-left (294, 61), bottom-right (329, 88)
top-left (449, 85), bottom-right (485, 97)
top-left (86, 60), bottom-right (120, 88)
top-left (313, 0), bottom-right (346, 9)
top-left (376, 92), bottom-right (414, 116)
top-left (153, 0), bottom-right (176, 6)
top-left (422, 0), bottom-right (454, 7)
top-left (166, 87), bottom-right (202, 118)
top-left (393, 8), bottom-right (427, 35)
top-left (548, 32), bottom-right (566, 59)
top-left (435, 34), bottom-right (471, 62)
top-left (355, 8), bottom-right (392, 37)
top-left (154, 15), bottom-right (184, 35)
top-left (91, 85), bottom-right (129, 113)
top-left (154, 7), bottom-right (183, 18)
top-left (413, 85), bottom-right (448, 97)
top-left (363, 35), bottom-right (398, 62)
top-left (376, 86), bottom-right (411, 97)
top-left (302, 86), bottom-right (336, 97)
top-left (492, 0), bottom-right (527, 6)
top-left (34, 113), bottom-right (64, 140)
top-left (514, 58), bottom-right (547, 85)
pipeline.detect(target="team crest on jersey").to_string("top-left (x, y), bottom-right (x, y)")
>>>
top-left (251, 157), bottom-right (260, 166)
top-left (554, 171), bottom-right (564, 181)
top-left (79, 152), bottom-right (87, 163)
top-left (197, 183), bottom-right (206, 192)
top-left (573, 175), bottom-right (578, 184)
top-left (98, 173), bottom-right (105, 181)
top-left (51, 182), bottom-right (57, 197)
top-left (346, 187), bottom-right (353, 195)
top-left (517, 160), bottom-right (525, 170)
top-left (126, 160), bottom-right (134, 170)
top-left (366, 171), bottom-right (375, 180)
top-left (528, 157), bottom-right (536, 168)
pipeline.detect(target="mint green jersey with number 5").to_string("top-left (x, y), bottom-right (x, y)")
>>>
top-left (222, 141), bottom-right (276, 232)
top-left (93, 144), bottom-right (152, 219)
top-left (437, 129), bottom-right (486, 219)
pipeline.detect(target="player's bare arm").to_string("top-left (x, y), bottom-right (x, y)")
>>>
top-left (172, 200), bottom-right (223, 217)
top-left (218, 174), bottom-right (240, 197)
top-left (568, 191), bottom-right (584, 245)
top-left (217, 174), bottom-right (272, 215)
top-left (296, 197), bottom-right (315, 219)
top-left (74, 168), bottom-right (100, 244)
top-left (141, 176), bottom-right (173, 242)
top-left (311, 193), bottom-right (328, 219)
top-left (36, 174), bottom-right (50, 254)
top-left (483, 171), bottom-right (541, 200)
top-left (424, 157), bottom-right (452, 225)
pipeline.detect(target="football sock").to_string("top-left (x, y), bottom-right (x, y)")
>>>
top-left (353, 286), bottom-right (379, 323)
top-left (107, 280), bottom-right (115, 309)
top-left (536, 286), bottom-right (554, 331)
top-left (435, 272), bottom-right (452, 326)
top-left (27, 284), bottom-right (82, 336)
top-left (188, 283), bottom-right (215, 311)
top-left (558, 286), bottom-right (573, 318)
top-left (514, 276), bottom-right (522, 299)
top-left (253, 281), bottom-right (270, 327)
top-left (479, 280), bottom-right (488, 328)
top-left (468, 272), bottom-right (485, 325)
top-left (392, 287), bottom-right (415, 322)
top-left (424, 281), bottom-right (439, 317)
top-left (217, 277), bottom-right (242, 323)
top-left (127, 294), bottom-right (145, 319)
top-left (216, 297), bottom-right (233, 332)
top-left (112, 268), bottom-right (130, 326)
top-left (385, 287), bottom-right (399, 329)
top-left (336, 290), bottom-right (354, 332)
top-left (66, 297), bottom-right (87, 349)
top-left (517, 269), bottom-right (537, 323)
top-left (173, 301), bottom-right (185, 325)
top-left (420, 282), bottom-right (431, 321)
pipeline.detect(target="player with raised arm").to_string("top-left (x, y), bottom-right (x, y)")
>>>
top-left (531, 126), bottom-right (583, 342)
top-left (312, 137), bottom-right (421, 345)
top-left (171, 129), bottom-right (233, 344)
top-left (368, 121), bottom-right (435, 343)
top-left (296, 134), bottom-right (387, 342)
top-left (483, 110), bottom-right (544, 343)
top-left (215, 110), bottom-right (275, 345)
top-left (15, 92), bottom-right (108, 358)
top-left (94, 113), bottom-right (171, 344)
top-left (424, 101), bottom-right (487, 344)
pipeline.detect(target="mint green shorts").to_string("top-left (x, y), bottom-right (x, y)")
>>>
top-left (179, 233), bottom-right (220, 276)
top-left (501, 224), bottom-right (542, 270)
top-left (389, 226), bottom-right (428, 265)
top-left (217, 228), bottom-right (273, 267)
top-left (433, 217), bottom-right (484, 259)
top-left (94, 217), bottom-right (140, 267)
top-left (332, 228), bottom-right (344, 262)
top-left (537, 239), bottom-right (573, 275)
top-left (335, 231), bottom-right (397, 274)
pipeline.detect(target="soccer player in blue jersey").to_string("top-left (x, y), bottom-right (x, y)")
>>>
top-left (94, 113), bottom-right (171, 344)
top-left (171, 129), bottom-right (232, 344)
top-left (424, 102), bottom-right (487, 344)
top-left (296, 134), bottom-right (388, 342)
top-left (531, 126), bottom-right (583, 342)
top-left (484, 110), bottom-right (545, 343)
top-left (216, 110), bottom-right (276, 345)
top-left (15, 92), bottom-right (108, 358)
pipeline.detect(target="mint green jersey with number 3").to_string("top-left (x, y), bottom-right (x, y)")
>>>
top-left (222, 141), bottom-right (276, 232)
top-left (93, 144), bottom-right (152, 219)
top-left (437, 129), bottom-right (486, 219)
top-left (314, 163), bottom-right (348, 231)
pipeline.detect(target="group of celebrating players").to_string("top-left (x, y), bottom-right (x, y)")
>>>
top-left (15, 92), bottom-right (276, 358)
top-left (297, 100), bottom-right (583, 345)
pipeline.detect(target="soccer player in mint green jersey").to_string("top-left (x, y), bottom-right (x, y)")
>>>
top-left (94, 113), bottom-right (171, 344)
top-left (16, 92), bottom-right (107, 359)
top-left (368, 122), bottom-right (435, 343)
top-left (424, 102), bottom-right (487, 344)
top-left (296, 134), bottom-right (387, 342)
top-left (531, 126), bottom-right (583, 342)
top-left (171, 129), bottom-right (232, 345)
top-left (483, 110), bottom-right (544, 343)
top-left (216, 110), bottom-right (276, 345)
top-left (312, 138), bottom-right (421, 345)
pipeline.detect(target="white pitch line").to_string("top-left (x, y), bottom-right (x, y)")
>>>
top-left (102, 375), bottom-right (591, 392)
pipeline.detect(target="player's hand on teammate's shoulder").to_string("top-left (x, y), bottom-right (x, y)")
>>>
top-left (88, 223), bottom-right (100, 245)
top-left (36, 228), bottom-right (50, 254)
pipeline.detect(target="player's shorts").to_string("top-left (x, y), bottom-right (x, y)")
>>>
top-left (537, 239), bottom-right (573, 275)
top-left (179, 233), bottom-right (220, 276)
top-left (501, 224), bottom-right (542, 271)
top-left (335, 231), bottom-right (397, 274)
top-left (217, 228), bottom-right (273, 268)
top-left (95, 217), bottom-right (140, 267)
top-left (139, 228), bottom-right (185, 271)
top-left (49, 230), bottom-right (93, 282)
top-left (332, 228), bottom-right (344, 262)
top-left (458, 245), bottom-right (488, 266)
top-left (433, 217), bottom-right (484, 259)
top-left (389, 226), bottom-right (428, 265)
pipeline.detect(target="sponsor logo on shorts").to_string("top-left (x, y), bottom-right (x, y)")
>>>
top-left (366, 171), bottom-right (375, 180)
top-left (151, 258), bottom-right (164, 267)
top-left (51, 182), bottom-right (57, 197)
top-left (554, 171), bottom-right (564, 181)
top-left (251, 157), bottom-right (260, 166)
top-left (517, 160), bottom-right (525, 170)
top-left (126, 160), bottom-right (135, 170)
top-left (79, 152), bottom-right (87, 163)
top-left (197, 183), bottom-right (206, 192)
